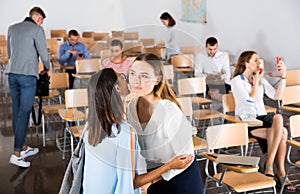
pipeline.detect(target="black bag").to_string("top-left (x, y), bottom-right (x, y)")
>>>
top-left (36, 72), bottom-right (50, 97)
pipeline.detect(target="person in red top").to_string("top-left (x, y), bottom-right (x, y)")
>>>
top-left (102, 39), bottom-right (132, 79)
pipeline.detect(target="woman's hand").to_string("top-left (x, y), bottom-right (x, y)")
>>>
top-left (253, 70), bottom-right (264, 85)
top-left (276, 60), bottom-right (287, 77)
top-left (166, 154), bottom-right (194, 170)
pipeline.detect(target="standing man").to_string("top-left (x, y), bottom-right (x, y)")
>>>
top-left (6, 7), bottom-right (50, 167)
top-left (58, 29), bottom-right (90, 89)
top-left (194, 37), bottom-right (231, 99)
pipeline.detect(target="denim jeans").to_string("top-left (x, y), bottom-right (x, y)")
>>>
top-left (8, 73), bottom-right (37, 152)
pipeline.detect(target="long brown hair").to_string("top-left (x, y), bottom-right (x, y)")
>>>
top-left (134, 53), bottom-right (181, 108)
top-left (232, 51), bottom-right (257, 78)
top-left (87, 68), bottom-right (125, 146)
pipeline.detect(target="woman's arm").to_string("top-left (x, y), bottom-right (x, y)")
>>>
top-left (273, 61), bottom-right (286, 100)
top-left (130, 128), bottom-right (193, 189)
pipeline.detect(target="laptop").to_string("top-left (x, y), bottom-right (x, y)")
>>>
top-left (215, 154), bottom-right (260, 167)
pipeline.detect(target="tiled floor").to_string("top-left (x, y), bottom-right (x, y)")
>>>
top-left (1, 73), bottom-right (300, 193)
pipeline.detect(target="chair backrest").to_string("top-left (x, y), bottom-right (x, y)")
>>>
top-left (289, 115), bottom-right (300, 138)
top-left (171, 54), bottom-right (193, 68)
top-left (0, 35), bottom-right (5, 41)
top-left (140, 38), bottom-right (155, 47)
top-left (206, 123), bottom-right (248, 151)
top-left (286, 69), bottom-right (300, 86)
top-left (94, 32), bottom-right (110, 42)
top-left (177, 97), bottom-right (193, 124)
top-left (50, 29), bottom-right (67, 42)
top-left (88, 43), bottom-right (107, 57)
top-left (124, 42), bottom-right (143, 53)
top-left (75, 59), bottom-right (101, 74)
top-left (177, 97), bottom-right (193, 117)
top-left (82, 31), bottom-right (95, 38)
top-left (124, 32), bottom-right (139, 41)
top-left (0, 46), bottom-right (8, 57)
top-left (143, 47), bottom-right (164, 58)
top-left (163, 65), bottom-right (174, 82)
top-left (100, 49), bottom-right (112, 60)
top-left (222, 93), bottom-right (235, 113)
top-left (180, 45), bottom-right (202, 55)
top-left (65, 88), bottom-right (88, 109)
top-left (282, 85), bottom-right (300, 105)
top-left (177, 77), bottom-right (206, 96)
top-left (49, 73), bottom-right (69, 89)
top-left (0, 39), bottom-right (6, 47)
top-left (111, 30), bottom-right (124, 38)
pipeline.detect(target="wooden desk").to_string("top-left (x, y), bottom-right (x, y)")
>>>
top-left (223, 115), bottom-right (263, 127)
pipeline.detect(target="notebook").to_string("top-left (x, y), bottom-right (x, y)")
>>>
top-left (215, 154), bottom-right (260, 167)
top-left (239, 115), bottom-right (262, 123)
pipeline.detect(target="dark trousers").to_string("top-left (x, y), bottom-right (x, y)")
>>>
top-left (65, 68), bottom-right (76, 89)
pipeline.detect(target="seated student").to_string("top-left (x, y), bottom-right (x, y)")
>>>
top-left (231, 50), bottom-right (296, 192)
top-left (58, 29), bottom-right (90, 89)
top-left (102, 39), bottom-right (133, 79)
top-left (82, 68), bottom-right (194, 194)
top-left (194, 37), bottom-right (231, 100)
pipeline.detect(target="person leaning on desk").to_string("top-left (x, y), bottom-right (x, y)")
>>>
top-left (58, 29), bottom-right (90, 89)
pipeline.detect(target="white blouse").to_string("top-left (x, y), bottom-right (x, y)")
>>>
top-left (231, 74), bottom-right (276, 117)
top-left (127, 98), bottom-right (194, 181)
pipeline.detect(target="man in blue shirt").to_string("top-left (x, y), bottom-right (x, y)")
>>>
top-left (58, 29), bottom-right (90, 89)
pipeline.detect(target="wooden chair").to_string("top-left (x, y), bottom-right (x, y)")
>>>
top-left (111, 30), bottom-right (124, 38)
top-left (279, 114), bottom-right (300, 194)
top-left (180, 45), bottom-right (202, 55)
top-left (94, 32), bottom-right (110, 42)
top-left (142, 47), bottom-right (164, 59)
top-left (140, 38), bottom-right (155, 48)
top-left (124, 32), bottom-right (139, 42)
top-left (82, 31), bottom-right (95, 38)
top-left (163, 65), bottom-right (174, 87)
top-left (73, 59), bottom-right (101, 88)
top-left (280, 85), bottom-right (300, 113)
top-left (58, 88), bottom-right (88, 159)
top-left (0, 35), bottom-right (5, 41)
top-left (177, 97), bottom-right (207, 157)
top-left (171, 54), bottom-right (194, 77)
top-left (100, 49), bottom-right (112, 61)
top-left (124, 42), bottom-right (143, 56)
top-left (286, 69), bottom-right (300, 86)
top-left (203, 123), bottom-right (276, 193)
top-left (177, 77), bottom-right (223, 132)
top-left (88, 42), bottom-right (107, 58)
top-left (41, 73), bottom-right (69, 147)
top-left (50, 29), bottom-right (67, 42)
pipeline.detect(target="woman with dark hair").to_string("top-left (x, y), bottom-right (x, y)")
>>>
top-left (82, 68), bottom-right (194, 194)
top-left (127, 53), bottom-right (203, 194)
top-left (231, 51), bottom-right (296, 192)
top-left (159, 12), bottom-right (180, 62)
top-left (102, 39), bottom-right (133, 78)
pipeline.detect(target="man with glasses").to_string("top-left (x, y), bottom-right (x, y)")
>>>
top-left (58, 29), bottom-right (90, 89)
top-left (6, 6), bottom-right (50, 167)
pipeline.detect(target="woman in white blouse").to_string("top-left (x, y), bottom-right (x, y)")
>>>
top-left (231, 51), bottom-right (295, 192)
top-left (127, 53), bottom-right (203, 194)
top-left (159, 12), bottom-right (180, 62)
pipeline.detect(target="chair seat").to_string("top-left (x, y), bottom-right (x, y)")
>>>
top-left (281, 105), bottom-right (300, 113)
top-left (191, 96), bottom-right (212, 105)
top-left (213, 171), bottom-right (276, 193)
top-left (193, 136), bottom-right (207, 150)
top-left (249, 137), bottom-right (258, 143)
top-left (69, 125), bottom-right (85, 137)
top-left (58, 108), bottom-right (86, 121)
top-left (193, 109), bottom-right (223, 120)
top-left (72, 73), bottom-right (93, 79)
top-left (223, 115), bottom-right (263, 127)
top-left (43, 104), bottom-right (65, 114)
top-left (35, 90), bottom-right (60, 99)
top-left (265, 105), bottom-right (276, 113)
top-left (287, 139), bottom-right (300, 149)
